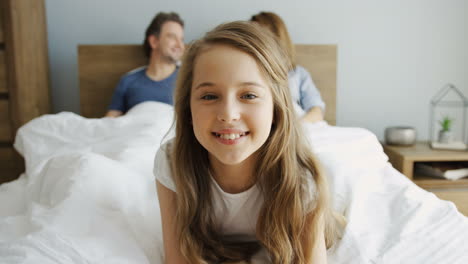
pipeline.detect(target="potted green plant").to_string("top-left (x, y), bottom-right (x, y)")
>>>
top-left (438, 116), bottom-right (454, 143)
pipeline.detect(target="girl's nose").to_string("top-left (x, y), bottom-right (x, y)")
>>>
top-left (217, 98), bottom-right (240, 122)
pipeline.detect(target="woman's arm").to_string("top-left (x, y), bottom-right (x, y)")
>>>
top-left (300, 106), bottom-right (324, 123)
top-left (297, 66), bottom-right (325, 123)
top-left (302, 212), bottom-right (327, 264)
top-left (156, 181), bottom-right (189, 264)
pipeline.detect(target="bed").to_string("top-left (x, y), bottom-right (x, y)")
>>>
top-left (0, 44), bottom-right (467, 264)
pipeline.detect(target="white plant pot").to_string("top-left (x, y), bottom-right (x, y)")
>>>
top-left (438, 130), bottom-right (453, 143)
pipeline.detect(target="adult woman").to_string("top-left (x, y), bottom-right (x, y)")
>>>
top-left (251, 12), bottom-right (325, 123)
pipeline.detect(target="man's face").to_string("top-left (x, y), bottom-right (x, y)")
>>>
top-left (154, 21), bottom-right (184, 63)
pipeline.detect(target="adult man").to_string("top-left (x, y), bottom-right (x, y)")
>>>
top-left (106, 12), bottom-right (184, 117)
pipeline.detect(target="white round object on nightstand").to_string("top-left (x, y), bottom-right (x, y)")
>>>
top-left (385, 126), bottom-right (417, 146)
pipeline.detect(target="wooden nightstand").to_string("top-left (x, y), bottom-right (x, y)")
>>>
top-left (383, 141), bottom-right (468, 216)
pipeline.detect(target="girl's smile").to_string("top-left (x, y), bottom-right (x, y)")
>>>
top-left (212, 129), bottom-right (250, 145)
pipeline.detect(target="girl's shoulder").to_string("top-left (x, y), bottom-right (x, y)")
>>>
top-left (153, 139), bottom-right (176, 192)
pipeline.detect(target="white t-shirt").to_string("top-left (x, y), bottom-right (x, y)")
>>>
top-left (153, 140), bottom-right (317, 241)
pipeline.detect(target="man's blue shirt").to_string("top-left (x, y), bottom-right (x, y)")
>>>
top-left (108, 66), bottom-right (178, 113)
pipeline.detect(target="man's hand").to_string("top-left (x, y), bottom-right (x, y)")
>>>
top-left (104, 110), bottom-right (123, 118)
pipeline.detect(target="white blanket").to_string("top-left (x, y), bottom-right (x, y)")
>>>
top-left (0, 102), bottom-right (467, 264)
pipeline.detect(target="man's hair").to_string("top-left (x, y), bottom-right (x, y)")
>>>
top-left (143, 12), bottom-right (184, 58)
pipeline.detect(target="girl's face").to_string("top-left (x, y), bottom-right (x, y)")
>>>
top-left (190, 44), bottom-right (274, 166)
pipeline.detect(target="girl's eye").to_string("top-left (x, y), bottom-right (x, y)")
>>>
top-left (241, 93), bottom-right (258, 100)
top-left (201, 94), bottom-right (218, 100)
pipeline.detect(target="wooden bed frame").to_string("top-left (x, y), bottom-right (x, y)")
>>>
top-left (78, 44), bottom-right (336, 125)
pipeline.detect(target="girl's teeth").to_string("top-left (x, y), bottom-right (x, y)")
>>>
top-left (219, 133), bottom-right (243, 140)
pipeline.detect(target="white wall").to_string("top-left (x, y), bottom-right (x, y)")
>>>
top-left (45, 0), bottom-right (468, 140)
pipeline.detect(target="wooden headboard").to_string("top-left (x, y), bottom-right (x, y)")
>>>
top-left (78, 44), bottom-right (336, 124)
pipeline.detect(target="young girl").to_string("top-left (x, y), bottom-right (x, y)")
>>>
top-left (154, 21), bottom-right (342, 264)
top-left (250, 12), bottom-right (325, 124)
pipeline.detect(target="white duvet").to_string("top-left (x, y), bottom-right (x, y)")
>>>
top-left (0, 102), bottom-right (467, 264)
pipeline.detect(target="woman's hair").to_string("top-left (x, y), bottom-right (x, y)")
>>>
top-left (143, 12), bottom-right (184, 58)
top-left (170, 21), bottom-right (341, 263)
top-left (250, 11), bottom-right (296, 67)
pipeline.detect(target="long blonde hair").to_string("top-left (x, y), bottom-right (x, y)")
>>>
top-left (250, 11), bottom-right (296, 67)
top-left (170, 21), bottom-right (340, 263)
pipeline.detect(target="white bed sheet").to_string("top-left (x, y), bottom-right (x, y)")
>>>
top-left (0, 102), bottom-right (467, 264)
